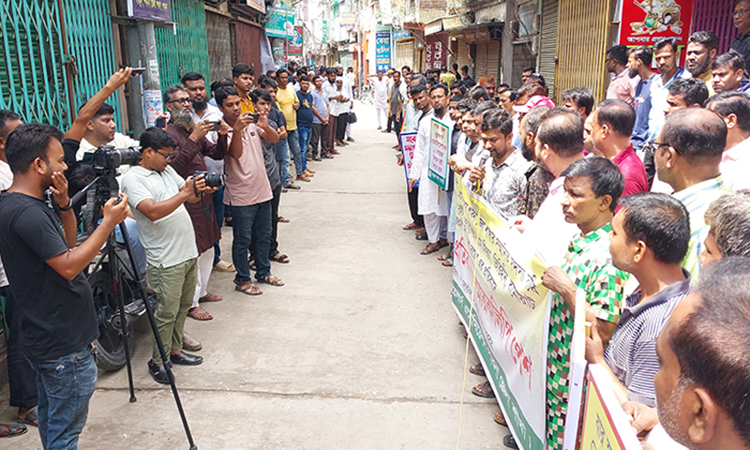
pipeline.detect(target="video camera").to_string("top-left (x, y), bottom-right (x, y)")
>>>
top-left (92, 145), bottom-right (141, 176)
top-left (194, 170), bottom-right (224, 188)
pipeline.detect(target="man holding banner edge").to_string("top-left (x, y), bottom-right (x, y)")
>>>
top-left (540, 157), bottom-right (630, 450)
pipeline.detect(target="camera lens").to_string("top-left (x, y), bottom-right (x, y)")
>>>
top-left (204, 172), bottom-right (224, 188)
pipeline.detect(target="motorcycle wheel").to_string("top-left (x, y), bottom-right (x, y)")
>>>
top-left (89, 269), bottom-right (135, 372)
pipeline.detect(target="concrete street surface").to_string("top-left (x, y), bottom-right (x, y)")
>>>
top-left (2, 102), bottom-right (510, 449)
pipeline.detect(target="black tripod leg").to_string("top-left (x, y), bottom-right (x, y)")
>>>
top-left (110, 234), bottom-right (136, 403)
top-left (117, 222), bottom-right (198, 450)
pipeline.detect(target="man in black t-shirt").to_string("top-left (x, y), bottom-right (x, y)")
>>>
top-left (0, 124), bottom-right (129, 449)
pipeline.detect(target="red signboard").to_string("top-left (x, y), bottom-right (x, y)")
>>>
top-left (619, 0), bottom-right (695, 47)
top-left (425, 33), bottom-right (448, 70)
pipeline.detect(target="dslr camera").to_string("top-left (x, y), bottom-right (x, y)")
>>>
top-left (92, 145), bottom-right (141, 176)
top-left (194, 170), bottom-right (224, 188)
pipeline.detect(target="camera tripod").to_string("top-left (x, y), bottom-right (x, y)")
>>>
top-left (71, 174), bottom-right (198, 450)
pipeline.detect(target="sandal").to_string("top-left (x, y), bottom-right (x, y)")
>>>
top-left (198, 293), bottom-right (223, 303)
top-left (421, 242), bottom-right (442, 255)
top-left (188, 306), bottom-right (213, 321)
top-left (278, 216), bottom-right (290, 223)
top-left (415, 231), bottom-right (428, 241)
top-left (257, 275), bottom-right (284, 286)
top-left (442, 257), bottom-right (453, 267)
top-left (270, 253), bottom-right (290, 264)
top-left (17, 407), bottom-right (37, 427)
top-left (469, 363), bottom-right (485, 377)
top-left (472, 381), bottom-right (495, 398)
top-left (248, 259), bottom-right (257, 271)
top-left (493, 412), bottom-right (508, 427)
top-left (437, 251), bottom-right (451, 261)
top-left (284, 184), bottom-right (301, 190)
top-left (235, 282), bottom-right (263, 296)
top-left (403, 222), bottom-right (418, 230)
top-left (0, 423), bottom-right (27, 438)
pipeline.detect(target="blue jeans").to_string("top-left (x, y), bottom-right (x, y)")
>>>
top-left (297, 126), bottom-right (311, 172)
top-left (287, 129), bottom-right (303, 177)
top-left (212, 188), bottom-right (225, 264)
top-left (230, 200), bottom-right (273, 284)
top-left (112, 217), bottom-right (147, 275)
top-left (30, 347), bottom-right (97, 450)
top-left (278, 139), bottom-right (290, 186)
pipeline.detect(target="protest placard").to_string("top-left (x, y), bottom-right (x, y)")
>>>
top-left (400, 132), bottom-right (418, 185)
top-left (428, 118), bottom-right (450, 190)
top-left (579, 364), bottom-right (642, 450)
top-left (452, 179), bottom-right (549, 450)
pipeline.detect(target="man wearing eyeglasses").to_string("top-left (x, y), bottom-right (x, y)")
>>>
top-left (731, 0), bottom-right (750, 66)
top-left (652, 108), bottom-right (729, 278)
top-left (121, 127), bottom-right (216, 384)
top-left (163, 84), bottom-right (229, 325)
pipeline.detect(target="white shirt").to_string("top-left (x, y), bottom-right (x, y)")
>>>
top-left (0, 160), bottom-right (11, 287)
top-left (720, 134), bottom-right (750, 191)
top-left (409, 110), bottom-right (453, 216)
top-left (76, 132), bottom-right (139, 163)
top-left (371, 77), bottom-right (389, 109)
top-left (648, 67), bottom-right (691, 141)
top-left (522, 176), bottom-right (579, 266)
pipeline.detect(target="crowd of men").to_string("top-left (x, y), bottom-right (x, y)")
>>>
top-left (3, 13), bottom-right (750, 450)
top-left (0, 59), bottom-right (363, 447)
top-left (378, 27), bottom-right (750, 450)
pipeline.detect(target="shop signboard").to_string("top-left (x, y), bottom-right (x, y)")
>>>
top-left (266, 7), bottom-right (295, 39)
top-left (127, 0), bottom-right (172, 22)
top-left (376, 32), bottom-right (391, 72)
top-left (619, 0), bottom-right (695, 48)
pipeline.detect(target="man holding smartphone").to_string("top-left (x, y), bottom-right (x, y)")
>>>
top-left (163, 84), bottom-right (228, 325)
top-left (214, 86), bottom-right (284, 295)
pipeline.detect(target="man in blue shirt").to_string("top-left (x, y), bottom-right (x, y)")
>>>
top-left (648, 38), bottom-right (691, 142)
top-left (296, 75), bottom-right (315, 180)
top-left (628, 46), bottom-right (655, 155)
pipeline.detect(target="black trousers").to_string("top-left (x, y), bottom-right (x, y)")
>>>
top-left (336, 113), bottom-right (348, 141)
top-left (2, 287), bottom-right (38, 409)
top-left (408, 186), bottom-right (424, 228)
top-left (269, 185), bottom-right (282, 257)
top-left (310, 122), bottom-right (327, 158)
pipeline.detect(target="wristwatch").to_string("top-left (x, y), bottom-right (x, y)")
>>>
top-left (58, 199), bottom-right (73, 211)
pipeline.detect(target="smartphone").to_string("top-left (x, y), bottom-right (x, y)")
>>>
top-left (248, 113), bottom-right (259, 123)
top-left (130, 67), bottom-right (146, 77)
top-left (155, 117), bottom-right (167, 128)
top-left (209, 121), bottom-right (221, 131)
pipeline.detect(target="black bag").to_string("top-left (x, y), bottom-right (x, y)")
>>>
top-left (347, 112), bottom-right (358, 123)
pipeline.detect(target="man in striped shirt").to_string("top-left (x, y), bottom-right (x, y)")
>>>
top-left (585, 193), bottom-right (691, 408)
top-left (653, 108), bottom-right (729, 278)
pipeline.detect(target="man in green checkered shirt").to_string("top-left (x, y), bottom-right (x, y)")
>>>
top-left (541, 157), bottom-right (630, 450)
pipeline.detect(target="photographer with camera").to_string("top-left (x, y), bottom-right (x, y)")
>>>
top-left (163, 84), bottom-right (229, 324)
top-left (0, 123), bottom-right (129, 448)
top-left (120, 127), bottom-right (214, 384)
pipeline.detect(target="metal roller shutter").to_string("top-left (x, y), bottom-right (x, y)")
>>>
top-left (487, 40), bottom-right (500, 81)
top-left (396, 39), bottom-right (414, 70)
top-left (155, 0), bottom-right (211, 89)
top-left (456, 37), bottom-right (472, 72)
top-left (205, 11), bottom-right (233, 85)
top-left (539, 0), bottom-right (558, 99)
top-left (235, 22), bottom-right (262, 75)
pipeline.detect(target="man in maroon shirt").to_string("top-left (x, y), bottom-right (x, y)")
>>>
top-left (163, 84), bottom-right (229, 323)
top-left (587, 99), bottom-right (648, 198)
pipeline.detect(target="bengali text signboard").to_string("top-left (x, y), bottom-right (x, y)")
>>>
top-left (619, 0), bottom-right (695, 47)
top-left (452, 180), bottom-right (549, 450)
top-left (376, 32), bottom-right (391, 73)
top-left (428, 118), bottom-right (450, 190)
top-left (127, 0), bottom-right (172, 22)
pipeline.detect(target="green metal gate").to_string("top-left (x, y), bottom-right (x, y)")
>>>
top-left (0, 0), bottom-right (72, 128)
top-left (155, 0), bottom-right (211, 90)
top-left (1, 0), bottom-right (120, 129)
top-left (62, 0), bottom-right (120, 125)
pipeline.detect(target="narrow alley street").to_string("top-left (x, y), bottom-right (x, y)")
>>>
top-left (4, 104), bottom-right (508, 449)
